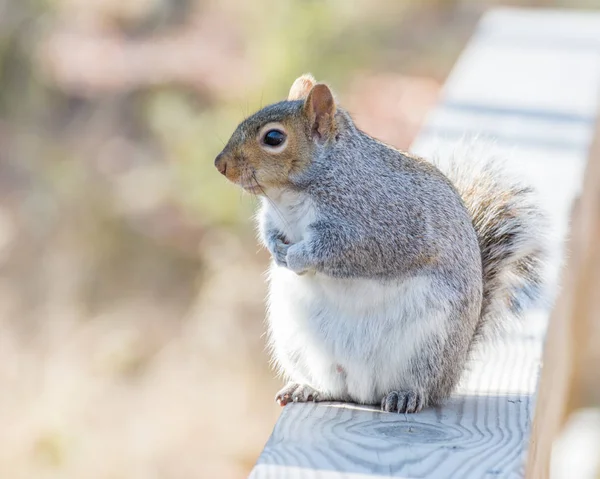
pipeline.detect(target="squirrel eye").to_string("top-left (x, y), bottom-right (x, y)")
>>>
top-left (262, 129), bottom-right (286, 147)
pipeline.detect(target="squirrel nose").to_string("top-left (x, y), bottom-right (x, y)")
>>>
top-left (214, 152), bottom-right (227, 176)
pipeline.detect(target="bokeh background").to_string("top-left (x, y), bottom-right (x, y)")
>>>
top-left (0, 0), bottom-right (598, 478)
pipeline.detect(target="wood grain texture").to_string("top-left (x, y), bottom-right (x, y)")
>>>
top-left (251, 7), bottom-right (600, 478)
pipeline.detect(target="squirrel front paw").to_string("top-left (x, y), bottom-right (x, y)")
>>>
top-left (275, 382), bottom-right (323, 406)
top-left (269, 236), bottom-right (290, 268)
top-left (285, 243), bottom-right (313, 275)
top-left (381, 389), bottom-right (426, 414)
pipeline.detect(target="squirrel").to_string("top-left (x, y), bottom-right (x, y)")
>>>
top-left (214, 74), bottom-right (546, 413)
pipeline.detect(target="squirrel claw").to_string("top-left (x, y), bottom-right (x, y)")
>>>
top-left (275, 382), bottom-right (321, 406)
top-left (381, 390), bottom-right (424, 414)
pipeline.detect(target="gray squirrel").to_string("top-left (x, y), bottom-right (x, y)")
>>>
top-left (214, 74), bottom-right (546, 413)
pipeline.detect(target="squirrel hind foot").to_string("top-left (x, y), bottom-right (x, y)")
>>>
top-left (381, 390), bottom-right (425, 414)
top-left (275, 382), bottom-right (321, 406)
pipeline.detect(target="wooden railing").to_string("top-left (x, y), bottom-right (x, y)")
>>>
top-left (250, 8), bottom-right (600, 478)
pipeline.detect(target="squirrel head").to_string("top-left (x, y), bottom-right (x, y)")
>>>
top-left (215, 74), bottom-right (339, 194)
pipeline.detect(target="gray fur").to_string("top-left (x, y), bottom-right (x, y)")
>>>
top-left (432, 144), bottom-right (548, 343)
top-left (222, 102), bottom-right (547, 413)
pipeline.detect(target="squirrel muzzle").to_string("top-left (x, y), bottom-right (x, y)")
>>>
top-left (214, 150), bottom-right (263, 194)
top-left (214, 152), bottom-right (228, 176)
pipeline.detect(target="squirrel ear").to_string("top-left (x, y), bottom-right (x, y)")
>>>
top-left (288, 73), bottom-right (316, 101)
top-left (304, 83), bottom-right (337, 141)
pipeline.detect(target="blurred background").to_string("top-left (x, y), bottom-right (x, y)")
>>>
top-left (0, 0), bottom-right (598, 478)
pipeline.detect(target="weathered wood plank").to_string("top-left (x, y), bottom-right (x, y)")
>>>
top-left (251, 310), bottom-right (544, 478)
top-left (525, 95), bottom-right (600, 479)
top-left (251, 7), bottom-right (600, 478)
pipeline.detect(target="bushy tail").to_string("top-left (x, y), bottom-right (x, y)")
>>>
top-left (432, 141), bottom-right (547, 341)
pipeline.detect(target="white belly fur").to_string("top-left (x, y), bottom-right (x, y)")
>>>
top-left (261, 189), bottom-right (450, 404)
top-left (267, 265), bottom-right (450, 404)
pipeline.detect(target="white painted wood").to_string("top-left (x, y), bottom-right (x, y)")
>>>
top-left (250, 8), bottom-right (600, 478)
